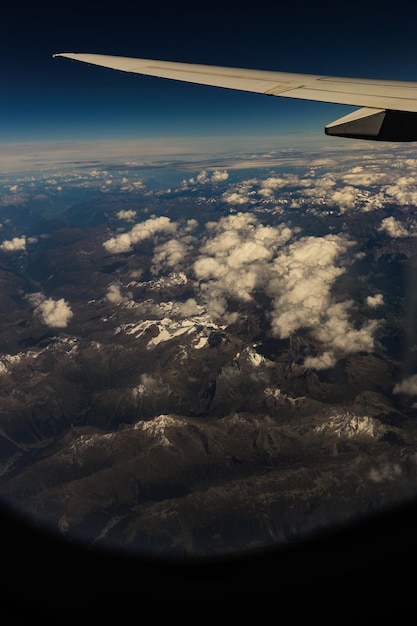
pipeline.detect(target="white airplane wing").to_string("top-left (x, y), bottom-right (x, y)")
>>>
top-left (53, 52), bottom-right (417, 141)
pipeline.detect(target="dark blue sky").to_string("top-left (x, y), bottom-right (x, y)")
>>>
top-left (2, 1), bottom-right (417, 145)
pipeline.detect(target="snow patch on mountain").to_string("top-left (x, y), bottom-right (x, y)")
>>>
top-left (244, 345), bottom-right (267, 367)
top-left (314, 412), bottom-right (384, 438)
top-left (0, 351), bottom-right (39, 374)
top-left (130, 272), bottom-right (188, 291)
top-left (135, 413), bottom-right (187, 447)
top-left (116, 314), bottom-right (226, 349)
top-left (263, 387), bottom-right (305, 405)
top-left (49, 336), bottom-right (79, 355)
top-left (150, 272), bottom-right (188, 288)
top-left (69, 431), bottom-right (115, 456)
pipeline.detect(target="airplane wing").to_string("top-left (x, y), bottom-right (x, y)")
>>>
top-left (53, 52), bottom-right (417, 141)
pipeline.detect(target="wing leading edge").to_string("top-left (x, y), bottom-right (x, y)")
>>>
top-left (53, 52), bottom-right (417, 141)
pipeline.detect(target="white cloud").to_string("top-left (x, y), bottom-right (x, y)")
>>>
top-left (303, 176), bottom-right (336, 198)
top-left (103, 216), bottom-right (177, 254)
top-left (193, 212), bottom-right (292, 321)
top-left (191, 169), bottom-right (229, 185)
top-left (312, 302), bottom-right (379, 356)
top-left (191, 214), bottom-right (380, 368)
top-left (304, 351), bottom-right (338, 370)
top-left (197, 170), bottom-right (209, 183)
top-left (258, 176), bottom-right (296, 197)
top-left (266, 235), bottom-right (380, 368)
top-left (176, 297), bottom-right (204, 317)
top-left (151, 238), bottom-right (190, 274)
top-left (331, 185), bottom-right (358, 212)
top-left (0, 236), bottom-right (26, 252)
top-left (221, 179), bottom-right (258, 205)
top-left (211, 170), bottom-right (229, 182)
top-left (378, 216), bottom-right (410, 238)
top-left (385, 176), bottom-right (417, 206)
top-left (184, 219), bottom-right (198, 232)
top-left (27, 293), bottom-right (73, 328)
top-left (268, 235), bottom-right (351, 338)
top-left (393, 374), bottom-right (417, 395)
top-left (216, 159), bottom-right (417, 217)
top-left (139, 373), bottom-right (159, 388)
top-left (341, 168), bottom-right (383, 187)
top-left (132, 373), bottom-right (160, 396)
top-left (116, 209), bottom-right (137, 221)
top-left (366, 293), bottom-right (384, 308)
top-left (222, 191), bottom-right (250, 204)
top-left (106, 284), bottom-right (129, 304)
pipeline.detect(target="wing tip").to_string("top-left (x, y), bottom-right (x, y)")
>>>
top-left (52, 52), bottom-right (81, 59)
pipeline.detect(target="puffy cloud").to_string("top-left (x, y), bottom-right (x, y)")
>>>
top-left (385, 176), bottom-right (417, 206)
top-left (220, 169), bottom-right (386, 215)
top-left (214, 161), bottom-right (417, 217)
top-left (393, 374), bottom-right (417, 395)
top-left (0, 236), bottom-right (26, 252)
top-left (27, 293), bottom-right (73, 328)
top-left (341, 167), bottom-right (383, 187)
top-left (187, 169), bottom-right (229, 186)
top-left (151, 238), bottom-right (190, 274)
top-left (106, 284), bottom-right (129, 304)
top-left (132, 373), bottom-right (161, 396)
top-left (211, 170), bottom-right (229, 182)
top-left (258, 176), bottom-right (298, 198)
top-left (222, 182), bottom-right (256, 205)
top-left (312, 302), bottom-right (379, 355)
top-left (330, 185), bottom-right (358, 212)
top-left (222, 191), bottom-right (251, 205)
top-left (192, 215), bottom-right (379, 367)
top-left (223, 174), bottom-right (314, 205)
top-left (116, 209), bottom-right (137, 221)
top-left (175, 297), bottom-right (204, 317)
top-left (193, 212), bottom-right (292, 321)
top-left (197, 170), bottom-right (209, 183)
top-left (103, 216), bottom-right (177, 254)
top-left (378, 216), bottom-right (410, 238)
top-left (220, 169), bottom-right (385, 214)
top-left (303, 176), bottom-right (336, 199)
top-left (139, 373), bottom-right (159, 388)
top-left (184, 219), bottom-right (198, 232)
top-left (266, 235), bottom-right (380, 368)
top-left (269, 174), bottom-right (311, 189)
top-left (268, 235), bottom-right (351, 337)
top-left (366, 293), bottom-right (384, 308)
top-left (304, 351), bottom-right (338, 370)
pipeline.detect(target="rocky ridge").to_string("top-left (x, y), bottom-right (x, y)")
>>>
top-left (1, 305), bottom-right (416, 556)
